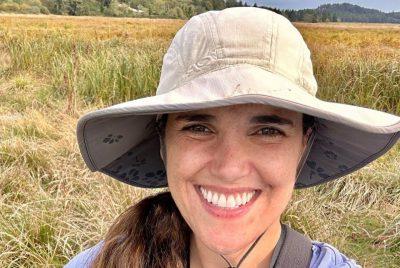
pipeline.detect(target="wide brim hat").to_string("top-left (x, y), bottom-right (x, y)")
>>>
top-left (76, 7), bottom-right (400, 189)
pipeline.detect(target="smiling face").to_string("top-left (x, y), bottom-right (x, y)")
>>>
top-left (163, 103), bottom-right (309, 256)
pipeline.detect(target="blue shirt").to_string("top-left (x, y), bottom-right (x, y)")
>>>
top-left (65, 240), bottom-right (361, 267)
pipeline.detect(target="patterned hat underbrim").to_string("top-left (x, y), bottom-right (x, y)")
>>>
top-left (77, 65), bottom-right (400, 189)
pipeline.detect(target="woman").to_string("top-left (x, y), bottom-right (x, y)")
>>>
top-left (67, 7), bottom-right (400, 268)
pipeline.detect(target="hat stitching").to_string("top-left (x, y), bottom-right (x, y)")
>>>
top-left (267, 15), bottom-right (274, 68)
top-left (198, 13), bottom-right (220, 60)
top-left (174, 45), bottom-right (185, 73)
top-left (180, 15), bottom-right (213, 78)
top-left (210, 12), bottom-right (225, 59)
top-left (298, 46), bottom-right (306, 90)
top-left (262, 12), bottom-right (272, 64)
top-left (179, 16), bottom-right (209, 75)
top-left (203, 12), bottom-right (221, 59)
top-left (273, 14), bottom-right (279, 71)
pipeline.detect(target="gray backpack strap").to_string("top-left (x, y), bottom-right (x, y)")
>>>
top-left (272, 223), bottom-right (313, 268)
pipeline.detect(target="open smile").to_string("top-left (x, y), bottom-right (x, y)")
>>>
top-left (194, 185), bottom-right (261, 218)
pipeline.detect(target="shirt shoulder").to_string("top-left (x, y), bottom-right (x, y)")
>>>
top-left (65, 240), bottom-right (361, 267)
top-left (64, 242), bottom-right (103, 268)
top-left (310, 241), bottom-right (361, 268)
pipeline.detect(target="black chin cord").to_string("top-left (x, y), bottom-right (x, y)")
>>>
top-left (219, 230), bottom-right (266, 268)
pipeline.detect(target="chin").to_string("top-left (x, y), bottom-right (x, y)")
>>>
top-left (196, 224), bottom-right (256, 255)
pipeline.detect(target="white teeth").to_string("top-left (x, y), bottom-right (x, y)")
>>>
top-left (241, 192), bottom-right (247, 203)
top-left (246, 192), bottom-right (251, 203)
top-left (227, 195), bottom-right (236, 208)
top-left (235, 194), bottom-right (242, 206)
top-left (217, 194), bottom-right (227, 207)
top-left (212, 192), bottom-right (219, 205)
top-left (206, 191), bottom-right (212, 203)
top-left (199, 186), bottom-right (256, 209)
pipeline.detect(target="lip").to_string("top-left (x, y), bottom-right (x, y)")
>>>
top-left (194, 184), bottom-right (261, 219)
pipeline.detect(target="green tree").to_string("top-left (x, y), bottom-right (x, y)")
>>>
top-left (177, 6), bottom-right (185, 18)
top-left (321, 11), bottom-right (329, 22)
top-left (312, 12), bottom-right (318, 23)
top-left (182, 4), bottom-right (196, 18)
top-left (286, 9), bottom-right (296, 21)
top-left (204, 0), bottom-right (213, 10)
top-left (226, 0), bottom-right (238, 8)
top-left (68, 0), bottom-right (82, 15)
top-left (303, 13), bottom-right (314, 22)
top-left (55, 0), bottom-right (64, 14)
top-left (102, 0), bottom-right (112, 8)
top-left (212, 0), bottom-right (225, 10)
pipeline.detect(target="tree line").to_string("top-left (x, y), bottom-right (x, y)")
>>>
top-left (0, 1), bottom-right (399, 23)
top-left (0, 0), bottom-right (248, 18)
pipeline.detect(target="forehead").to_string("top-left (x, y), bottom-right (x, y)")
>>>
top-left (169, 103), bottom-right (302, 120)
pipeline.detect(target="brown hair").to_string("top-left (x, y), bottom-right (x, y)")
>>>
top-left (92, 112), bottom-right (315, 267)
top-left (91, 191), bottom-right (191, 268)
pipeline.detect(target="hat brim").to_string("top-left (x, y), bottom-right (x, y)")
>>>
top-left (77, 64), bottom-right (400, 188)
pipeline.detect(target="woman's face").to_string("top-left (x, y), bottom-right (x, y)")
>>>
top-left (164, 103), bottom-right (308, 255)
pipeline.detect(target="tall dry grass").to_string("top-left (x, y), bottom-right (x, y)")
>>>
top-left (0, 15), bottom-right (399, 267)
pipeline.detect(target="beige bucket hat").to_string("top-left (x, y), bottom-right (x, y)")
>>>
top-left (76, 7), bottom-right (400, 189)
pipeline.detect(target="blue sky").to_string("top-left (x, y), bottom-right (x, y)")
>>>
top-left (244, 1), bottom-right (400, 12)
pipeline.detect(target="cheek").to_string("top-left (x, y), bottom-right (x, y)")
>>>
top-left (164, 137), bottom-right (209, 216)
top-left (252, 142), bottom-right (303, 187)
top-left (166, 138), bottom-right (211, 181)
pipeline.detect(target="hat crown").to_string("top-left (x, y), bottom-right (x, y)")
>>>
top-left (156, 7), bottom-right (318, 96)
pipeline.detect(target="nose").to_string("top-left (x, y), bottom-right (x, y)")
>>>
top-left (208, 134), bottom-right (252, 183)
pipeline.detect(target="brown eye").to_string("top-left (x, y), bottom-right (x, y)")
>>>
top-left (182, 124), bottom-right (212, 134)
top-left (256, 127), bottom-right (283, 136)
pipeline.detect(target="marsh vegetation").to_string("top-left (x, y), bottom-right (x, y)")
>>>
top-left (0, 15), bottom-right (399, 267)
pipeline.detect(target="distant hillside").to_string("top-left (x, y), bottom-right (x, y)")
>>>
top-left (385, 11), bottom-right (400, 20)
top-left (252, 3), bottom-right (400, 23)
top-left (315, 3), bottom-right (400, 23)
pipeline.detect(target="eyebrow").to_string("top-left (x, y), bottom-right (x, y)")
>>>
top-left (174, 113), bottom-right (216, 122)
top-left (174, 113), bottom-right (293, 126)
top-left (250, 115), bottom-right (294, 126)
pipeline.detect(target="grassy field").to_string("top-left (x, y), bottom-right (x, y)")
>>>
top-left (0, 14), bottom-right (399, 267)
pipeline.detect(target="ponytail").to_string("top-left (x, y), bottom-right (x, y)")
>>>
top-left (91, 191), bottom-right (191, 268)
